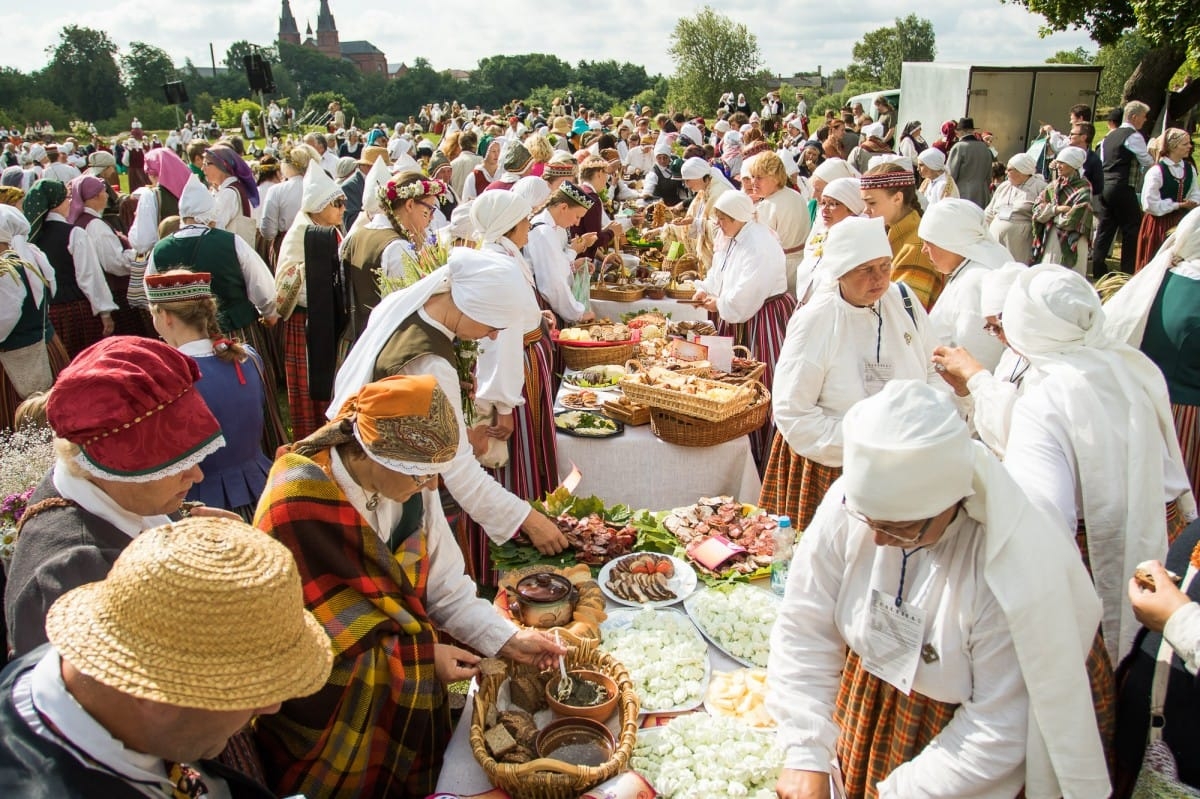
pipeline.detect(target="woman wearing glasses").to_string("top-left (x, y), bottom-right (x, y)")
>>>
top-left (274, 160), bottom-right (347, 440)
top-left (761, 216), bottom-right (953, 533)
top-left (255, 373), bottom-right (566, 799)
top-left (769, 380), bottom-right (1110, 799)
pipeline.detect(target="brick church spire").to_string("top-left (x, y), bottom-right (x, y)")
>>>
top-left (278, 0), bottom-right (300, 45)
top-left (315, 0), bottom-right (339, 59)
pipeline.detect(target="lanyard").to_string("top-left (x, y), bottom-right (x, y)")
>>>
top-left (895, 546), bottom-right (928, 607)
top-left (867, 301), bottom-right (883, 364)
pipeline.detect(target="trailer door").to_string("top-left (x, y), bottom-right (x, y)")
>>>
top-left (966, 69), bottom-right (1035, 161)
top-left (1029, 70), bottom-right (1101, 146)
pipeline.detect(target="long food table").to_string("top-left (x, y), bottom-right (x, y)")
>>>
top-left (588, 297), bottom-right (710, 324)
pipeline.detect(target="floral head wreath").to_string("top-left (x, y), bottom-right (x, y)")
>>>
top-left (380, 178), bottom-right (449, 206)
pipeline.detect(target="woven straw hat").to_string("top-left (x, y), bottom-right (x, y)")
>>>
top-left (46, 517), bottom-right (333, 711)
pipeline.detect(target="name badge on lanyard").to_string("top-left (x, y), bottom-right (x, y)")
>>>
top-left (862, 588), bottom-right (926, 694)
top-left (863, 362), bottom-right (893, 396)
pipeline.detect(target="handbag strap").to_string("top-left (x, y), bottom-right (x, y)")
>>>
top-left (1149, 559), bottom-right (1198, 742)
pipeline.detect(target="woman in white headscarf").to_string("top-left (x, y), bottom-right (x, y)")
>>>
top-left (761, 216), bottom-right (949, 531)
top-left (1002, 264), bottom-right (1197, 666)
top-left (1105, 206), bottom-right (1200, 496)
top-left (984, 153), bottom-right (1046, 265)
top-left (918, 198), bottom-right (1013, 371)
top-left (793, 176), bottom-right (863, 304)
top-left (931, 262), bottom-right (1030, 457)
top-left (720, 129), bottom-right (744, 180)
top-left (331, 238), bottom-right (568, 583)
top-left (693, 190), bottom-right (795, 469)
top-left (1032, 146), bottom-right (1093, 275)
top-left (0, 205), bottom-right (66, 426)
top-left (679, 156), bottom-right (732, 272)
top-left (274, 160), bottom-right (347, 440)
top-left (916, 147), bottom-right (958, 209)
top-left (769, 379), bottom-right (1110, 799)
top-left (526, 182), bottom-right (597, 325)
top-left (469, 191), bottom-right (562, 582)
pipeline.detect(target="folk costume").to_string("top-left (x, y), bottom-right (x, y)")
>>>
top-left (769, 381), bottom-right (1111, 799)
top-left (206, 144), bottom-right (260, 246)
top-left (255, 376), bottom-right (521, 799)
top-left (919, 199), bottom-right (1012, 372)
top-left (859, 169), bottom-right (944, 310)
top-left (916, 148), bottom-right (959, 210)
top-left (527, 188), bottom-right (591, 325)
top-left (127, 147), bottom-right (190, 255)
top-left (761, 217), bottom-right (946, 532)
top-left (755, 183), bottom-right (811, 297)
top-left (694, 191), bottom-right (795, 470)
top-left (984, 154), bottom-right (1046, 265)
top-left (793, 178), bottom-right (863, 305)
top-left (1032, 147), bottom-right (1093, 275)
top-left (1136, 141), bottom-right (1200, 271)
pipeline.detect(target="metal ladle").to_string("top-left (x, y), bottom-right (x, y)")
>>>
top-left (554, 630), bottom-right (574, 702)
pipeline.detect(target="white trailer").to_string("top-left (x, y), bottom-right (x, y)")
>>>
top-left (897, 62), bottom-right (1102, 161)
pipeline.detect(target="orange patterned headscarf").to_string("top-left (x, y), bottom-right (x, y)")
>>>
top-left (337, 374), bottom-right (458, 476)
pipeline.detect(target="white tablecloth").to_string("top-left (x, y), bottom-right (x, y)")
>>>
top-left (589, 297), bottom-right (709, 323)
top-left (553, 386), bottom-right (761, 509)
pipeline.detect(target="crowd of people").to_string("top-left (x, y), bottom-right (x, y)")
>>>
top-left (0, 85), bottom-right (1197, 799)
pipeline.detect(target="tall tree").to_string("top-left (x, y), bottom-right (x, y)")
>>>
top-left (122, 42), bottom-right (176, 101)
top-left (42, 26), bottom-right (124, 121)
top-left (667, 6), bottom-right (765, 115)
top-left (847, 15), bottom-right (936, 89)
top-left (1011, 0), bottom-right (1199, 125)
top-left (224, 41), bottom-right (278, 73)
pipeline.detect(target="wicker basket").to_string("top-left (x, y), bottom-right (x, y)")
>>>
top-left (618, 361), bottom-right (753, 422)
top-left (677, 346), bottom-right (767, 386)
top-left (470, 630), bottom-right (640, 799)
top-left (665, 270), bottom-right (701, 300)
top-left (664, 254), bottom-right (699, 280)
top-left (601, 399), bottom-right (650, 426)
top-left (559, 340), bottom-right (636, 370)
top-left (590, 284), bottom-right (645, 302)
top-left (650, 381), bottom-right (771, 446)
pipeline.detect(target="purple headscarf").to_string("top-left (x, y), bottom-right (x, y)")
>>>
top-left (205, 144), bottom-right (260, 208)
top-left (66, 175), bottom-right (107, 225)
top-left (144, 147), bottom-right (192, 200)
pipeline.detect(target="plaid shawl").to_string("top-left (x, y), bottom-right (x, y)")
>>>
top-left (1033, 175), bottom-right (1092, 268)
top-left (254, 450), bottom-right (448, 799)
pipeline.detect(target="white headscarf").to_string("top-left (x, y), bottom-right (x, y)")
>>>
top-left (653, 136), bottom-right (673, 158)
top-left (979, 261), bottom-right (1028, 317)
top-left (818, 216), bottom-right (891, 278)
top-left (0, 205), bottom-right (53, 306)
top-left (510, 175), bottom-right (550, 213)
top-left (1104, 206), bottom-right (1200, 346)
top-left (681, 157), bottom-right (712, 180)
top-left (713, 190), bottom-right (754, 223)
top-left (821, 177), bottom-right (865, 216)
top-left (917, 148), bottom-right (946, 171)
top-left (1003, 264), bottom-right (1196, 663)
top-left (301, 159), bottom-right (344, 214)
top-left (861, 122), bottom-right (885, 140)
top-left (1053, 146), bottom-right (1087, 171)
top-left (867, 154), bottom-right (910, 172)
top-left (469, 190), bottom-right (531, 243)
top-left (178, 175), bottom-right (215, 223)
top-left (1007, 153), bottom-right (1037, 176)
top-left (841, 380), bottom-right (1109, 799)
top-left (330, 247), bottom-right (538, 415)
top-left (810, 157), bottom-right (859, 184)
top-left (918, 198), bottom-right (1013, 268)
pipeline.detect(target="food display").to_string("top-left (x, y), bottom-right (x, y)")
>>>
top-left (659, 496), bottom-right (778, 579)
top-left (599, 608), bottom-right (709, 712)
top-left (557, 323), bottom-right (633, 344)
top-left (557, 513), bottom-right (637, 564)
top-left (559, 391), bottom-right (601, 410)
top-left (669, 319), bottom-right (717, 338)
top-left (631, 713), bottom-right (782, 798)
top-left (562, 365), bottom-right (626, 390)
top-left (601, 395), bottom-right (650, 426)
top-left (598, 552), bottom-right (697, 608)
top-left (685, 584), bottom-right (780, 667)
top-left (494, 564), bottom-right (608, 639)
top-left (554, 410), bottom-right (622, 438)
top-left (704, 669), bottom-right (775, 728)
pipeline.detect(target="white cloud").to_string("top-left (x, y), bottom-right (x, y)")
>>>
top-left (1, 0), bottom-right (1096, 84)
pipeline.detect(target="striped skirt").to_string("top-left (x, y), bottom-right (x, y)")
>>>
top-left (758, 432), bottom-right (841, 532)
top-left (1173, 402), bottom-right (1198, 498)
top-left (283, 310), bottom-right (329, 442)
top-left (834, 636), bottom-right (1115, 798)
top-left (1134, 209), bottom-right (1185, 273)
top-left (48, 300), bottom-right (103, 361)
top-left (459, 325), bottom-right (558, 587)
top-left (717, 292), bottom-right (798, 471)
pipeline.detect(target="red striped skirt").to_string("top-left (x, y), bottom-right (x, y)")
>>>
top-left (758, 432), bottom-right (841, 532)
top-left (48, 300), bottom-right (103, 361)
top-left (283, 310), bottom-right (329, 442)
top-left (1134, 209), bottom-right (1185, 273)
top-left (1172, 402), bottom-right (1198, 498)
top-left (717, 292), bottom-right (798, 471)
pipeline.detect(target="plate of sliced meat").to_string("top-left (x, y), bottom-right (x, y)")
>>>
top-left (598, 552), bottom-right (697, 608)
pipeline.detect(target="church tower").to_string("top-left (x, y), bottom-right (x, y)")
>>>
top-left (278, 0), bottom-right (301, 46)
top-left (316, 0), bottom-right (340, 60)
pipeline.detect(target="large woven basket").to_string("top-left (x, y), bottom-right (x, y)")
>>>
top-left (619, 361), bottom-right (753, 422)
top-left (677, 345), bottom-right (767, 386)
top-left (650, 381), bottom-right (771, 446)
top-left (559, 340), bottom-right (636, 370)
top-left (665, 270), bottom-right (701, 300)
top-left (590, 284), bottom-right (645, 302)
top-left (469, 630), bottom-right (640, 799)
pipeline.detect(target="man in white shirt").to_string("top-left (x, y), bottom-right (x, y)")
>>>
top-left (0, 513), bottom-right (332, 799)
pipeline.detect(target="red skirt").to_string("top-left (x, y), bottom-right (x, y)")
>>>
top-left (48, 300), bottom-right (103, 361)
top-left (1134, 209), bottom-right (1186, 273)
top-left (758, 433), bottom-right (842, 532)
top-left (1173, 402), bottom-right (1198, 498)
top-left (283, 310), bottom-right (329, 442)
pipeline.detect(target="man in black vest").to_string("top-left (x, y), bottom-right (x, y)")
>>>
top-left (1093, 100), bottom-right (1154, 275)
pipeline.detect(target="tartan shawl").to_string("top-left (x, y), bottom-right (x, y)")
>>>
top-left (253, 450), bottom-right (446, 799)
top-left (1032, 176), bottom-right (1092, 268)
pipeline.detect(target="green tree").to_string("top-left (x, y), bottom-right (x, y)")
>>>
top-left (667, 7), bottom-right (765, 115)
top-left (42, 26), bottom-right (125, 121)
top-left (1011, 0), bottom-right (1199, 125)
top-left (212, 98), bottom-right (261, 129)
top-left (300, 91), bottom-right (358, 125)
top-left (122, 42), bottom-right (176, 101)
top-left (847, 15), bottom-right (936, 89)
top-left (475, 54), bottom-right (574, 105)
top-left (1095, 31), bottom-right (1152, 108)
top-left (277, 41), bottom-right (362, 99)
top-left (0, 67), bottom-right (36, 114)
top-left (1045, 46), bottom-right (1094, 64)
top-left (224, 41), bottom-right (278, 73)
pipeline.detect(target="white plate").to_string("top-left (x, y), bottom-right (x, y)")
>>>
top-left (598, 553), bottom-right (697, 609)
top-left (561, 366), bottom-right (627, 391)
top-left (600, 607), bottom-right (710, 715)
top-left (702, 668), bottom-right (777, 730)
top-left (684, 585), bottom-right (781, 669)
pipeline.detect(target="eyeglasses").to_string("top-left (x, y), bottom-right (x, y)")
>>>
top-left (330, 197), bottom-right (346, 208)
top-left (843, 497), bottom-right (935, 545)
top-left (411, 473), bottom-right (437, 489)
top-left (415, 200), bottom-right (436, 217)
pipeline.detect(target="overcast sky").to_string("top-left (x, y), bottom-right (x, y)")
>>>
top-left (2, 0), bottom-right (1095, 81)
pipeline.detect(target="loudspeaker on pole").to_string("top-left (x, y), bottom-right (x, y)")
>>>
top-left (162, 81), bottom-right (189, 105)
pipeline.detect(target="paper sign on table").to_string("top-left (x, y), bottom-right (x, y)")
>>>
top-left (687, 535), bottom-right (747, 571)
top-left (560, 462), bottom-right (582, 494)
top-left (667, 338), bottom-right (708, 362)
top-left (697, 335), bottom-right (734, 372)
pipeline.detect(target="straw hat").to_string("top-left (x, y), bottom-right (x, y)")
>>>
top-left (46, 517), bottom-right (333, 711)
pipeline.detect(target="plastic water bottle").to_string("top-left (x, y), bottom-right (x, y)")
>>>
top-left (770, 516), bottom-right (794, 596)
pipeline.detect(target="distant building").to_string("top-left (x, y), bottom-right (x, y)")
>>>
top-left (764, 67), bottom-right (846, 95)
top-left (279, 0), bottom-right (387, 77)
